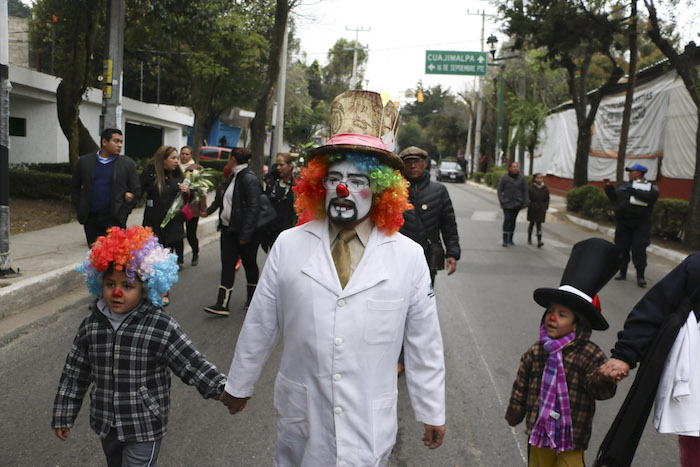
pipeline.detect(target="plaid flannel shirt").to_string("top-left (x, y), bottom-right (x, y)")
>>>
top-left (52, 300), bottom-right (226, 442)
top-left (505, 329), bottom-right (616, 450)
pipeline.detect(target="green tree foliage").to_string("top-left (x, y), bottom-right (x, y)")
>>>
top-left (499, 0), bottom-right (626, 186)
top-left (125, 0), bottom-right (275, 159)
top-left (322, 38), bottom-right (368, 99)
top-left (9, 0), bottom-right (31, 18)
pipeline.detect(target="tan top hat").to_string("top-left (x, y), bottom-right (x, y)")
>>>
top-left (308, 90), bottom-right (403, 171)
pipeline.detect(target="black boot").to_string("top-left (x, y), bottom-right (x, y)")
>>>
top-left (203, 285), bottom-right (232, 316)
top-left (508, 232), bottom-right (515, 245)
top-left (527, 225), bottom-right (533, 245)
top-left (537, 233), bottom-right (543, 248)
top-left (502, 233), bottom-right (509, 247)
top-left (614, 268), bottom-right (627, 281)
top-left (245, 284), bottom-right (256, 310)
top-left (637, 268), bottom-right (647, 288)
top-left (191, 254), bottom-right (199, 266)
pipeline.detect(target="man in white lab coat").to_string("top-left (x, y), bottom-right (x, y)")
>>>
top-left (220, 90), bottom-right (446, 466)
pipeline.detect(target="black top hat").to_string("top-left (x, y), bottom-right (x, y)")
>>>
top-left (533, 238), bottom-right (619, 330)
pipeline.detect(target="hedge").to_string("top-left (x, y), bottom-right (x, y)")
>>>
top-left (472, 171), bottom-right (484, 183)
top-left (652, 198), bottom-right (688, 240)
top-left (9, 169), bottom-right (72, 199)
top-left (483, 169), bottom-right (507, 188)
top-left (566, 185), bottom-right (614, 222)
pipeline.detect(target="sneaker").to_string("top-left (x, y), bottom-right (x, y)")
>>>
top-left (191, 255), bottom-right (199, 266)
top-left (203, 304), bottom-right (230, 316)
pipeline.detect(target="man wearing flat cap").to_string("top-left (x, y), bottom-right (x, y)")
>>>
top-left (605, 163), bottom-right (659, 287)
top-left (399, 146), bottom-right (460, 287)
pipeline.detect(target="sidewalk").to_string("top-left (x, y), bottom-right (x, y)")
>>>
top-left (467, 180), bottom-right (690, 263)
top-left (0, 193), bottom-right (219, 322)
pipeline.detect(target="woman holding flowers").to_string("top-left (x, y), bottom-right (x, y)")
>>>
top-left (141, 146), bottom-right (189, 278)
top-left (179, 146), bottom-right (208, 266)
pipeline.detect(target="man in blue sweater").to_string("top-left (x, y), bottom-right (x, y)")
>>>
top-left (70, 128), bottom-right (141, 246)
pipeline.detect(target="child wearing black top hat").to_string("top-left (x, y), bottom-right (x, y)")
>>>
top-left (505, 238), bottom-right (620, 466)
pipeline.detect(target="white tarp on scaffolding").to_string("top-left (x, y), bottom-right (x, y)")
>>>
top-left (533, 70), bottom-right (697, 181)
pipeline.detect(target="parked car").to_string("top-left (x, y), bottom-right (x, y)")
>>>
top-left (436, 160), bottom-right (466, 183)
top-left (199, 146), bottom-right (232, 161)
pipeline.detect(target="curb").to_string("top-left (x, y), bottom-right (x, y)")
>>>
top-left (0, 215), bottom-right (220, 321)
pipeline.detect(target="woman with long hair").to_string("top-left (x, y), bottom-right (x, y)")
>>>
top-left (141, 145), bottom-right (190, 284)
top-left (527, 172), bottom-right (550, 248)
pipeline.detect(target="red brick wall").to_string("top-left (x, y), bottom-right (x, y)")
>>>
top-left (544, 174), bottom-right (692, 200)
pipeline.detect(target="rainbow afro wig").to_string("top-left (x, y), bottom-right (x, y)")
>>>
top-left (293, 153), bottom-right (412, 234)
top-left (77, 226), bottom-right (179, 306)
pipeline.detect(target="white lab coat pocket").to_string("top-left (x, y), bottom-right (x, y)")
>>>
top-left (372, 391), bottom-right (399, 459)
top-left (364, 299), bottom-right (404, 345)
top-left (274, 372), bottom-right (310, 441)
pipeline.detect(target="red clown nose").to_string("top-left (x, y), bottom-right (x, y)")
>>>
top-left (336, 183), bottom-right (350, 198)
top-left (112, 288), bottom-right (123, 298)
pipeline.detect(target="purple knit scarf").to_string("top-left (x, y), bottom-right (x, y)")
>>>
top-left (529, 324), bottom-right (576, 452)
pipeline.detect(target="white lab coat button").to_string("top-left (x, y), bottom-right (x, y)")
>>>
top-left (333, 373), bottom-right (342, 381)
top-left (334, 406), bottom-right (342, 414)
top-left (337, 299), bottom-right (345, 307)
top-left (334, 337), bottom-right (343, 346)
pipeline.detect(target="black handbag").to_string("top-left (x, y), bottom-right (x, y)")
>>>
top-left (411, 204), bottom-right (445, 270)
top-left (256, 193), bottom-right (278, 229)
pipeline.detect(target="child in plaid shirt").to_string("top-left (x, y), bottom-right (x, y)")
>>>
top-left (505, 239), bottom-right (619, 467)
top-left (52, 226), bottom-right (226, 466)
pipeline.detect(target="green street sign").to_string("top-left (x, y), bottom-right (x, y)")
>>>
top-left (425, 50), bottom-right (488, 76)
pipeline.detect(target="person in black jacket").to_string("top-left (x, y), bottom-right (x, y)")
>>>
top-left (203, 148), bottom-right (262, 316)
top-left (399, 146), bottom-right (460, 286)
top-left (597, 252), bottom-right (700, 465)
top-left (604, 163), bottom-right (660, 287)
top-left (497, 161), bottom-right (529, 247)
top-left (141, 146), bottom-right (190, 270)
top-left (70, 128), bottom-right (141, 246)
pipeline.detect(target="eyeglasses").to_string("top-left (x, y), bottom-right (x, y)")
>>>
top-left (322, 176), bottom-right (370, 193)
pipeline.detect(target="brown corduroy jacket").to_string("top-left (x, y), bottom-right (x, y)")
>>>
top-left (505, 329), bottom-right (617, 451)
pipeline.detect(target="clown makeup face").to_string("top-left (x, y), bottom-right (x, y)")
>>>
top-left (324, 160), bottom-right (373, 227)
top-left (103, 268), bottom-right (146, 314)
top-left (543, 303), bottom-right (577, 339)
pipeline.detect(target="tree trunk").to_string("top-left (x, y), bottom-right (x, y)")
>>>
top-left (643, 0), bottom-right (700, 249)
top-left (249, 0), bottom-right (292, 179)
top-left (56, 2), bottom-right (102, 168)
top-left (617, 0), bottom-right (638, 185)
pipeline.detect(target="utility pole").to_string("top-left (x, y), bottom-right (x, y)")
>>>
top-left (0, 0), bottom-right (18, 278)
top-left (271, 20), bottom-right (289, 164)
top-left (466, 10), bottom-right (488, 171)
top-left (345, 26), bottom-right (370, 89)
top-left (101, 0), bottom-right (125, 131)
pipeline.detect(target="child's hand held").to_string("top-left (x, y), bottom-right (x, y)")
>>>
top-left (55, 428), bottom-right (70, 440)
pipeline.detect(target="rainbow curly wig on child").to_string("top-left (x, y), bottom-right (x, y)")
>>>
top-left (77, 226), bottom-right (179, 306)
top-left (293, 152), bottom-right (412, 234)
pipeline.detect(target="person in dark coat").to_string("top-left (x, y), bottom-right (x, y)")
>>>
top-left (70, 128), bottom-right (141, 246)
top-left (597, 252), bottom-right (700, 466)
top-left (604, 163), bottom-right (660, 288)
top-left (497, 161), bottom-right (529, 247)
top-left (203, 148), bottom-right (262, 316)
top-left (527, 173), bottom-right (550, 248)
top-left (178, 145), bottom-right (207, 266)
top-left (265, 152), bottom-right (297, 244)
top-left (141, 146), bottom-right (189, 271)
top-left (399, 146), bottom-right (460, 287)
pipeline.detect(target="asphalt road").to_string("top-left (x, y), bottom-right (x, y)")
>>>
top-left (0, 181), bottom-right (683, 466)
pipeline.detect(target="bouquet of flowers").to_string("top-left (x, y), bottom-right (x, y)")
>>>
top-left (160, 168), bottom-right (216, 228)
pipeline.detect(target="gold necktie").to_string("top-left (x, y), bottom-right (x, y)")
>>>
top-left (332, 229), bottom-right (357, 289)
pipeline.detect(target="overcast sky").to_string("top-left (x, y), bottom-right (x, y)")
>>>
top-left (293, 0), bottom-right (700, 104)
